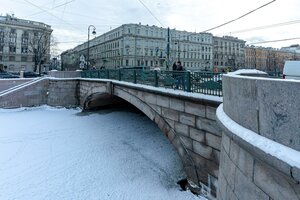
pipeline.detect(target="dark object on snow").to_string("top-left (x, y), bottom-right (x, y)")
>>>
top-left (177, 178), bottom-right (189, 191)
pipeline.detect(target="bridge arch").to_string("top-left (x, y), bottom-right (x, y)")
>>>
top-left (0, 77), bottom-right (222, 197)
top-left (80, 81), bottom-right (222, 196)
top-left (82, 87), bottom-right (200, 192)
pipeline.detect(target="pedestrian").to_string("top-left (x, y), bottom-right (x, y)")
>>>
top-left (176, 61), bottom-right (185, 89)
top-left (176, 61), bottom-right (184, 71)
top-left (172, 62), bottom-right (178, 88)
top-left (172, 62), bottom-right (177, 71)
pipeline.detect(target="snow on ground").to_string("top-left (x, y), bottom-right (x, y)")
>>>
top-left (0, 106), bottom-right (203, 200)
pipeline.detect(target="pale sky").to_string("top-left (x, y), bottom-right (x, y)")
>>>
top-left (1, 0), bottom-right (300, 55)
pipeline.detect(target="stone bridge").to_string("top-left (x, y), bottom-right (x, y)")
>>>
top-left (0, 77), bottom-right (222, 197)
top-left (0, 72), bottom-right (299, 200)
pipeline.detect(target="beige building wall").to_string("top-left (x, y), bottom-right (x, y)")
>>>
top-left (0, 14), bottom-right (52, 72)
top-left (63, 23), bottom-right (213, 71)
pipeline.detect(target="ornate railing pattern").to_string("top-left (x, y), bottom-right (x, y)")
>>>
top-left (81, 69), bottom-right (223, 96)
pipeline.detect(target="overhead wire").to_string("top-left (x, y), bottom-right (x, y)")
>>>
top-left (247, 37), bottom-right (300, 45)
top-left (171, 0), bottom-right (276, 39)
top-left (23, 0), bottom-right (85, 34)
top-left (26, 0), bottom-right (75, 17)
top-left (136, 0), bottom-right (164, 27)
top-left (202, 0), bottom-right (276, 32)
top-left (60, 0), bottom-right (68, 19)
top-left (221, 19), bottom-right (300, 35)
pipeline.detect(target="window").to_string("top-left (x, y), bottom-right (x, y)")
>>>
top-left (22, 31), bottom-right (29, 45)
top-left (0, 30), bottom-right (4, 43)
top-left (9, 56), bottom-right (15, 61)
top-left (126, 60), bottom-right (129, 66)
top-left (9, 36), bottom-right (16, 44)
top-left (0, 56), bottom-right (2, 61)
top-left (0, 45), bottom-right (3, 52)
top-left (21, 47), bottom-right (28, 54)
top-left (9, 46), bottom-right (16, 53)
top-left (21, 57), bottom-right (27, 62)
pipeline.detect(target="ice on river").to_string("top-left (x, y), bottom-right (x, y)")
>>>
top-left (0, 106), bottom-right (202, 200)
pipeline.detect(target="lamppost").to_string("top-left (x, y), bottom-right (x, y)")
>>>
top-left (87, 25), bottom-right (96, 69)
top-left (174, 40), bottom-right (180, 61)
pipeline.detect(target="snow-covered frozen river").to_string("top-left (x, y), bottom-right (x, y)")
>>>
top-left (0, 106), bottom-right (201, 200)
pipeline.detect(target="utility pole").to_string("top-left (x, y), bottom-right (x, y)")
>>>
top-left (177, 40), bottom-right (180, 61)
top-left (167, 27), bottom-right (170, 70)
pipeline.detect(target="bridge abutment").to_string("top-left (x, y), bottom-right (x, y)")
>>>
top-left (217, 74), bottom-right (300, 200)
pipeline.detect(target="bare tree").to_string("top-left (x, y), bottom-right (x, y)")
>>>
top-left (29, 29), bottom-right (54, 74)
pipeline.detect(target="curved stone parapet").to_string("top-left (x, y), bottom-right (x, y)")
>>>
top-left (222, 74), bottom-right (300, 151)
top-left (217, 73), bottom-right (300, 200)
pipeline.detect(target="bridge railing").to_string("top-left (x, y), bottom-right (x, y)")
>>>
top-left (81, 69), bottom-right (223, 96)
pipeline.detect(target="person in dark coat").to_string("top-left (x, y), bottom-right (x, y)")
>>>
top-left (176, 61), bottom-right (185, 89)
top-left (172, 62), bottom-right (177, 71)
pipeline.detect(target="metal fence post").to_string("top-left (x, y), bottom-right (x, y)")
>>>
top-left (154, 70), bottom-right (158, 87)
top-left (185, 71), bottom-right (191, 92)
top-left (106, 69), bottom-right (109, 79)
top-left (133, 69), bottom-right (137, 84)
top-left (118, 69), bottom-right (121, 81)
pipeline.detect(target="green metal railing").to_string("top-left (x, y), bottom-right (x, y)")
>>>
top-left (81, 69), bottom-right (223, 96)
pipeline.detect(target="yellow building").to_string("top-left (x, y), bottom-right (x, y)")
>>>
top-left (245, 46), bottom-right (300, 73)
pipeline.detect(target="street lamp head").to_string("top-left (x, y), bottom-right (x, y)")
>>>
top-left (92, 28), bottom-right (96, 35)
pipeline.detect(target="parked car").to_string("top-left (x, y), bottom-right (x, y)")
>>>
top-left (23, 71), bottom-right (41, 78)
top-left (283, 61), bottom-right (300, 80)
top-left (0, 71), bottom-right (19, 79)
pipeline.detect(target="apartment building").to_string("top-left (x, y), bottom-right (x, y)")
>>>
top-left (245, 46), bottom-right (300, 73)
top-left (213, 36), bottom-right (246, 71)
top-left (62, 23), bottom-right (213, 71)
top-left (0, 14), bottom-right (52, 72)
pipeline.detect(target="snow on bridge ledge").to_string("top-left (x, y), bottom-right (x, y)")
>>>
top-left (216, 104), bottom-right (300, 168)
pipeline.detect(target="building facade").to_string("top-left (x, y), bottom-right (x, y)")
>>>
top-left (245, 46), bottom-right (300, 73)
top-left (281, 44), bottom-right (300, 54)
top-left (0, 14), bottom-right (52, 72)
top-left (62, 23), bottom-right (213, 71)
top-left (213, 36), bottom-right (246, 71)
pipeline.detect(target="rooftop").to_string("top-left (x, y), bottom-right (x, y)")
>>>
top-left (0, 14), bottom-right (52, 30)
